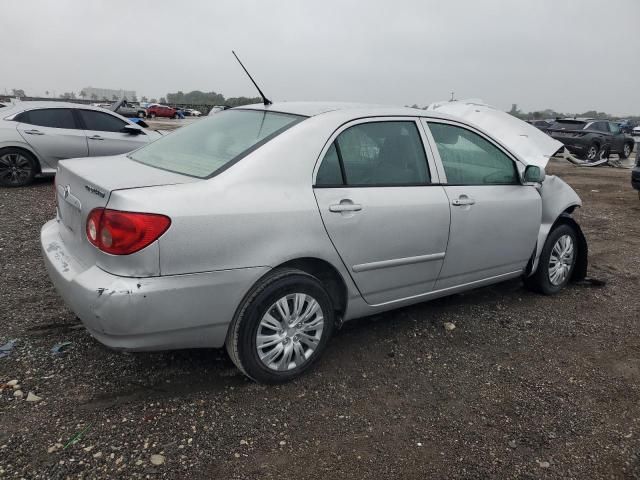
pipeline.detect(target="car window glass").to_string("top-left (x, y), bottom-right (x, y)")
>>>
top-left (78, 110), bottom-right (127, 132)
top-left (315, 143), bottom-right (344, 186)
top-left (428, 122), bottom-right (518, 185)
top-left (24, 108), bottom-right (76, 129)
top-left (608, 122), bottom-right (621, 134)
top-left (335, 121), bottom-right (429, 186)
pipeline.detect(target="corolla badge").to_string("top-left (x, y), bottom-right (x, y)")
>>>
top-left (84, 185), bottom-right (106, 198)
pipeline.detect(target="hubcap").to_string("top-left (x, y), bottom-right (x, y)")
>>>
top-left (587, 146), bottom-right (597, 161)
top-left (624, 145), bottom-right (631, 157)
top-left (548, 234), bottom-right (575, 286)
top-left (0, 153), bottom-right (32, 185)
top-left (256, 293), bottom-right (324, 372)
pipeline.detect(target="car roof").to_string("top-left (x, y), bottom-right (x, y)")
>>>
top-left (1, 101), bottom-right (120, 115)
top-left (237, 101), bottom-right (428, 117)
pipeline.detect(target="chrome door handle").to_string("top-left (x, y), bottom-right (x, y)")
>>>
top-left (24, 129), bottom-right (44, 135)
top-left (452, 195), bottom-right (475, 206)
top-left (88, 135), bottom-right (104, 140)
top-left (329, 203), bottom-right (362, 213)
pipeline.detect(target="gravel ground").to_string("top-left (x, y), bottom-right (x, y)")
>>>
top-left (1, 160), bottom-right (639, 479)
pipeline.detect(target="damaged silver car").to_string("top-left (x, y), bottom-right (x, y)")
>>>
top-left (41, 101), bottom-right (587, 383)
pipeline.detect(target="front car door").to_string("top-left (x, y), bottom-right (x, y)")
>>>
top-left (76, 109), bottom-right (149, 156)
top-left (14, 108), bottom-right (88, 169)
top-left (313, 118), bottom-right (451, 305)
top-left (422, 119), bottom-right (542, 290)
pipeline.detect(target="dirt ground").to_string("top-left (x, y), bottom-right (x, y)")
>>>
top-left (1, 159), bottom-right (639, 479)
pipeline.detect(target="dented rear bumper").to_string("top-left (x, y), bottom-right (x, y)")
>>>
top-left (41, 220), bottom-right (269, 351)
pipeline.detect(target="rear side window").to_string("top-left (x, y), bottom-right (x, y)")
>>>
top-left (428, 122), bottom-right (518, 185)
top-left (550, 121), bottom-right (586, 130)
top-left (315, 121), bottom-right (430, 186)
top-left (130, 110), bottom-right (303, 178)
top-left (20, 108), bottom-right (77, 129)
top-left (78, 110), bottom-right (127, 132)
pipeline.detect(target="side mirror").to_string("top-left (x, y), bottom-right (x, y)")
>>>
top-left (121, 124), bottom-right (143, 135)
top-left (523, 165), bottom-right (545, 184)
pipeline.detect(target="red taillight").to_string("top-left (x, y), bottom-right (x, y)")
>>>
top-left (86, 208), bottom-right (171, 255)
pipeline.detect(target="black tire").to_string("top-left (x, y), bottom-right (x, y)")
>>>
top-left (137, 111), bottom-right (146, 118)
top-left (620, 142), bottom-right (633, 159)
top-left (524, 224), bottom-right (578, 295)
top-left (0, 148), bottom-right (38, 187)
top-left (226, 268), bottom-right (335, 383)
top-left (149, 112), bottom-right (156, 119)
top-left (582, 142), bottom-right (600, 162)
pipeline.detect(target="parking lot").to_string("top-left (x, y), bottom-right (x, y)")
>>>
top-left (0, 158), bottom-right (639, 478)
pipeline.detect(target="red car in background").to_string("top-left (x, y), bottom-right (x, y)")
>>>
top-left (146, 104), bottom-right (176, 119)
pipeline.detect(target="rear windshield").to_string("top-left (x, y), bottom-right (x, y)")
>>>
top-left (129, 109), bottom-right (304, 178)
top-left (549, 120), bottom-right (587, 130)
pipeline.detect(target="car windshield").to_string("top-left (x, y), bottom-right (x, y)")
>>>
top-left (129, 109), bottom-right (303, 178)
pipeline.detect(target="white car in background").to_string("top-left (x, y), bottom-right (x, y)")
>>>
top-left (0, 102), bottom-right (161, 186)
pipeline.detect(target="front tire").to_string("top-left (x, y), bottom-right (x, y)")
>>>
top-left (0, 148), bottom-right (38, 187)
top-left (226, 268), bottom-right (335, 383)
top-left (583, 142), bottom-right (600, 162)
top-left (525, 224), bottom-right (577, 295)
top-left (620, 142), bottom-right (633, 159)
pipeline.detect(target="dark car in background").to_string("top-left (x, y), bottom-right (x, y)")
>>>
top-left (526, 119), bottom-right (552, 132)
top-left (547, 119), bottom-right (635, 161)
top-left (110, 99), bottom-right (147, 118)
top-left (632, 154), bottom-right (640, 199)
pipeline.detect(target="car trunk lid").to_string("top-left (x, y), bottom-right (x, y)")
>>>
top-left (55, 155), bottom-right (197, 271)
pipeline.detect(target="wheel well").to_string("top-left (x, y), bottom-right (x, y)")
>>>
top-left (551, 211), bottom-right (588, 281)
top-left (0, 146), bottom-right (41, 174)
top-left (276, 258), bottom-right (347, 318)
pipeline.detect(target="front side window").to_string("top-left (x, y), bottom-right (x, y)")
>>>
top-left (428, 122), bottom-right (518, 185)
top-left (608, 122), bottom-right (621, 134)
top-left (78, 110), bottom-right (128, 132)
top-left (20, 108), bottom-right (77, 129)
top-left (315, 121), bottom-right (430, 186)
top-left (130, 109), bottom-right (303, 178)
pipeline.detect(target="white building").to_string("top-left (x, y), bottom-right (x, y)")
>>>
top-left (81, 87), bottom-right (137, 101)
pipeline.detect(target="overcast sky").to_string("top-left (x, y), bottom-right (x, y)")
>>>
top-left (2, 0), bottom-right (638, 115)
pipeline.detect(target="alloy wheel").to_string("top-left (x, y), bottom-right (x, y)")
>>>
top-left (256, 293), bottom-right (325, 372)
top-left (586, 146), bottom-right (597, 161)
top-left (548, 234), bottom-right (575, 286)
top-left (624, 144), bottom-right (631, 158)
top-left (0, 152), bottom-right (32, 185)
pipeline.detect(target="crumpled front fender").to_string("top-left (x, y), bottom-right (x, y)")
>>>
top-left (529, 175), bottom-right (587, 278)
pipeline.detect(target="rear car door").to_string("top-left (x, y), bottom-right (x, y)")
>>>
top-left (607, 122), bottom-right (626, 153)
top-left (77, 109), bottom-right (149, 156)
top-left (313, 118), bottom-right (451, 305)
top-left (15, 108), bottom-right (88, 169)
top-left (423, 120), bottom-right (541, 290)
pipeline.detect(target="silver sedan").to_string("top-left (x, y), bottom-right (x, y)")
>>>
top-left (41, 101), bottom-right (588, 383)
top-left (0, 102), bottom-right (161, 186)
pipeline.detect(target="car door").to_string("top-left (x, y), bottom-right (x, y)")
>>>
top-left (14, 108), bottom-right (88, 169)
top-left (607, 122), bottom-right (625, 153)
top-left (313, 118), bottom-right (451, 305)
top-left (422, 120), bottom-right (542, 290)
top-left (76, 109), bottom-right (149, 156)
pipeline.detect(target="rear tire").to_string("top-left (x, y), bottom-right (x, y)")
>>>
top-left (149, 112), bottom-right (156, 119)
top-left (0, 148), bottom-right (38, 187)
top-left (620, 142), bottom-right (633, 159)
top-left (137, 111), bottom-right (146, 118)
top-left (226, 268), bottom-right (335, 383)
top-left (525, 224), bottom-right (578, 295)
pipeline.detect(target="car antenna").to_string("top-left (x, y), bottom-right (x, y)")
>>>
top-left (232, 51), bottom-right (272, 106)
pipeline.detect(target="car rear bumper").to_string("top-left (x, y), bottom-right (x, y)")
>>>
top-left (41, 219), bottom-right (269, 351)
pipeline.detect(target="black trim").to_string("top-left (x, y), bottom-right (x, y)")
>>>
top-left (333, 141), bottom-right (347, 185)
